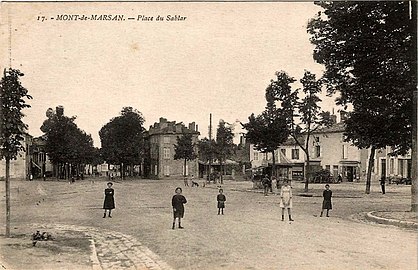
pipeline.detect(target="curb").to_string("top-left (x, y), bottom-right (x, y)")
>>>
top-left (365, 211), bottom-right (418, 230)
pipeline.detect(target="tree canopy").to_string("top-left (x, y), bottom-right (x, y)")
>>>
top-left (40, 106), bottom-right (96, 169)
top-left (307, 1), bottom-right (416, 196)
top-left (0, 68), bottom-right (32, 160)
top-left (268, 70), bottom-right (332, 191)
top-left (174, 133), bottom-right (197, 176)
top-left (243, 83), bottom-right (290, 176)
top-left (214, 120), bottom-right (235, 183)
top-left (99, 107), bottom-right (146, 167)
top-left (307, 1), bottom-right (415, 155)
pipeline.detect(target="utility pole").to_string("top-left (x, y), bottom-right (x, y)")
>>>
top-left (411, 0), bottom-right (417, 212)
top-left (209, 113), bottom-right (212, 183)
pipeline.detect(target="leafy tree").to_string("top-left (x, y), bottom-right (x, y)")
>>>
top-left (174, 133), bottom-right (197, 177)
top-left (198, 137), bottom-right (216, 180)
top-left (99, 107), bottom-right (146, 179)
top-left (269, 70), bottom-right (332, 192)
top-left (41, 106), bottom-right (96, 178)
top-left (243, 84), bottom-right (290, 177)
top-left (214, 120), bottom-right (235, 184)
top-left (308, 1), bottom-right (416, 199)
top-left (0, 68), bottom-right (32, 237)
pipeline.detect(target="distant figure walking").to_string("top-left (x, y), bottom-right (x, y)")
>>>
top-left (320, 184), bottom-right (332, 217)
top-left (103, 182), bottom-right (115, 218)
top-left (380, 176), bottom-right (386, 194)
top-left (337, 174), bottom-right (342, 183)
top-left (184, 176), bottom-right (189, 187)
top-left (262, 175), bottom-right (270, 196)
top-left (172, 187), bottom-right (187, 229)
top-left (280, 180), bottom-right (294, 221)
top-left (217, 189), bottom-right (226, 215)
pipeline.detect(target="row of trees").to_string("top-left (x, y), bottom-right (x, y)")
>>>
top-left (243, 70), bottom-right (332, 192)
top-left (308, 1), bottom-right (416, 209)
top-left (243, 1), bottom-right (416, 208)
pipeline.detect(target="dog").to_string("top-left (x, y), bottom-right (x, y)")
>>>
top-left (191, 181), bottom-right (199, 187)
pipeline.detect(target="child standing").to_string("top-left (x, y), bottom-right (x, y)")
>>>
top-left (217, 189), bottom-right (226, 215)
top-left (280, 180), bottom-right (294, 221)
top-left (103, 182), bottom-right (115, 218)
top-left (320, 184), bottom-right (332, 217)
top-left (172, 187), bottom-right (187, 229)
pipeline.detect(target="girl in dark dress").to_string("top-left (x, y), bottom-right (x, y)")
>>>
top-left (217, 189), bottom-right (226, 215)
top-left (103, 182), bottom-right (115, 218)
top-left (320, 184), bottom-right (332, 217)
top-left (172, 187), bottom-right (187, 229)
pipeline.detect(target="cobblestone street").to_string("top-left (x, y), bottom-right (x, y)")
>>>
top-left (0, 178), bottom-right (416, 269)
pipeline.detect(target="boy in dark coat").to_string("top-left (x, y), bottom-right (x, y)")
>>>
top-left (217, 189), bottom-right (226, 215)
top-left (320, 184), bottom-right (332, 217)
top-left (172, 187), bottom-right (187, 229)
top-left (103, 182), bottom-right (115, 218)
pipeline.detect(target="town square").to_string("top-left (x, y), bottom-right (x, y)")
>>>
top-left (0, 1), bottom-right (417, 270)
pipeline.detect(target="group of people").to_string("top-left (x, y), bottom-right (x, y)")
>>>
top-left (102, 177), bottom-right (333, 227)
top-left (260, 174), bottom-right (333, 220)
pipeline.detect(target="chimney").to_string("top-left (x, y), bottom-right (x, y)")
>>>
top-left (188, 122), bottom-right (196, 132)
top-left (195, 124), bottom-right (198, 132)
top-left (175, 123), bottom-right (183, 133)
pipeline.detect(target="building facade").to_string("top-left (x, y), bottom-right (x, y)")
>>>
top-left (0, 133), bottom-right (32, 180)
top-left (148, 118), bottom-right (200, 179)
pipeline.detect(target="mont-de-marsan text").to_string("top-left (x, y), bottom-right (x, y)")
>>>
top-left (55, 14), bottom-right (187, 21)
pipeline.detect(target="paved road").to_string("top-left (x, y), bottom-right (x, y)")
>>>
top-left (31, 223), bottom-right (172, 270)
top-left (1, 178), bottom-right (416, 269)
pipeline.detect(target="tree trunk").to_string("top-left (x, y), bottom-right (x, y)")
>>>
top-left (5, 157), bottom-right (11, 237)
top-left (271, 151), bottom-right (276, 178)
top-left (366, 146), bottom-right (376, 194)
top-left (184, 159), bottom-right (187, 177)
top-left (220, 159), bottom-right (223, 184)
top-left (304, 154), bottom-right (310, 192)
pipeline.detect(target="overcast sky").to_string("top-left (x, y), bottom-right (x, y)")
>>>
top-left (1, 2), bottom-right (338, 146)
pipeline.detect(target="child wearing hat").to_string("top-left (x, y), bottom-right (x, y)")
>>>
top-left (103, 182), bottom-right (115, 218)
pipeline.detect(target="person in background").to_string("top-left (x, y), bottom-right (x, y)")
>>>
top-left (380, 176), bottom-right (386, 194)
top-left (280, 179), bottom-right (294, 221)
top-left (320, 184), bottom-right (332, 217)
top-left (172, 187), bottom-right (187, 229)
top-left (262, 175), bottom-right (270, 196)
top-left (103, 182), bottom-right (115, 218)
top-left (217, 189), bottom-right (226, 215)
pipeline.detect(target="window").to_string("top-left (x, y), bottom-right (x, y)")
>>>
top-left (315, 145), bottom-right (321, 158)
top-left (280, 149), bottom-right (286, 156)
top-left (398, 159), bottom-right (404, 177)
top-left (254, 152), bottom-right (259, 161)
top-left (163, 148), bottom-right (170, 159)
top-left (342, 145), bottom-right (348, 159)
top-left (164, 165), bottom-right (170, 176)
top-left (291, 149), bottom-right (299, 160)
top-left (164, 136), bottom-right (170, 143)
top-left (390, 158), bottom-right (394, 174)
top-left (325, 165), bottom-right (330, 171)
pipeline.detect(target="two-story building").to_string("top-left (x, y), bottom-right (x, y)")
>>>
top-left (148, 118), bottom-right (200, 179)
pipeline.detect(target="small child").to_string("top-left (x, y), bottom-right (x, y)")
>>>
top-left (172, 187), bottom-right (187, 229)
top-left (217, 189), bottom-right (226, 215)
top-left (320, 184), bottom-right (332, 217)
